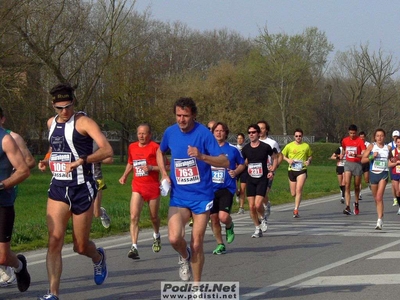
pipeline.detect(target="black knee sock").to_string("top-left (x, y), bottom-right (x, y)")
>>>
top-left (340, 185), bottom-right (345, 197)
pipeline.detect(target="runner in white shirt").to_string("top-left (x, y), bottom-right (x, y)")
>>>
top-left (257, 121), bottom-right (282, 220)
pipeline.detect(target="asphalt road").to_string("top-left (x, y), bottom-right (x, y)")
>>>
top-left (2, 186), bottom-right (400, 300)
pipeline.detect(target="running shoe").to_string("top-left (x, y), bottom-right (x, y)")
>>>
top-left (358, 195), bottom-right (362, 200)
top-left (93, 247), bottom-right (108, 285)
top-left (0, 266), bottom-right (16, 287)
top-left (15, 254), bottom-right (30, 292)
top-left (251, 228), bottom-right (262, 238)
top-left (394, 198), bottom-right (399, 206)
top-left (226, 223), bottom-right (235, 244)
top-left (152, 236), bottom-right (161, 253)
top-left (260, 218), bottom-right (268, 232)
top-left (375, 219), bottom-right (383, 230)
top-left (212, 244), bottom-right (226, 255)
top-left (237, 207), bottom-right (245, 214)
top-left (293, 209), bottom-right (300, 218)
top-left (178, 247), bottom-right (192, 281)
top-left (397, 207), bottom-right (400, 215)
top-left (38, 293), bottom-right (59, 300)
top-left (100, 207), bottom-right (111, 228)
top-left (189, 218), bottom-right (193, 227)
top-left (354, 203), bottom-right (359, 215)
top-left (235, 195), bottom-right (239, 203)
top-left (340, 197), bottom-right (344, 204)
top-left (343, 206), bottom-right (352, 215)
top-left (128, 246), bottom-right (140, 259)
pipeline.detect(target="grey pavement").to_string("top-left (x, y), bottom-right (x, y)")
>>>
top-left (2, 186), bottom-right (400, 300)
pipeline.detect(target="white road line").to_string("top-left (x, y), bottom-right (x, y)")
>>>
top-left (294, 274), bottom-right (400, 287)
top-left (368, 251), bottom-right (400, 259)
top-left (241, 239), bottom-right (400, 299)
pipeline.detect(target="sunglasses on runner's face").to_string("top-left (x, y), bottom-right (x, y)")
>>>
top-left (295, 135), bottom-right (302, 137)
top-left (53, 103), bottom-right (74, 110)
top-left (248, 131), bottom-right (257, 134)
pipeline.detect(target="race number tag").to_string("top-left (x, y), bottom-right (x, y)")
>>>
top-left (371, 158), bottom-right (388, 172)
top-left (134, 159), bottom-right (148, 177)
top-left (49, 152), bottom-right (72, 180)
top-left (174, 158), bottom-right (200, 185)
top-left (291, 160), bottom-right (303, 171)
top-left (396, 165), bottom-right (400, 174)
top-left (346, 146), bottom-right (357, 158)
top-left (211, 166), bottom-right (225, 184)
top-left (248, 163), bottom-right (263, 178)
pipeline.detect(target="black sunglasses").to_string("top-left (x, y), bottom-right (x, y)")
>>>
top-left (248, 131), bottom-right (257, 134)
top-left (53, 103), bottom-right (74, 110)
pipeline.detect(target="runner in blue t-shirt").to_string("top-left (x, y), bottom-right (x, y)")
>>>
top-left (156, 97), bottom-right (228, 283)
top-left (209, 122), bottom-right (245, 255)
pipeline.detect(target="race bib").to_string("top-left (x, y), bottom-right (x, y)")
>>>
top-left (49, 152), bottom-right (72, 180)
top-left (371, 158), bottom-right (388, 172)
top-left (174, 158), bottom-right (200, 185)
top-left (248, 162), bottom-right (263, 178)
top-left (211, 166), bottom-right (225, 184)
top-left (134, 159), bottom-right (148, 177)
top-left (291, 160), bottom-right (303, 171)
top-left (346, 146), bottom-right (357, 158)
top-left (396, 165), bottom-right (400, 174)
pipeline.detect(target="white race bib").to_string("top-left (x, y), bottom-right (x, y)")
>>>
top-left (49, 152), bottom-right (72, 180)
top-left (174, 158), bottom-right (200, 185)
top-left (291, 160), bottom-right (303, 171)
top-left (134, 159), bottom-right (148, 177)
top-left (211, 166), bottom-right (225, 184)
top-left (248, 163), bottom-right (263, 178)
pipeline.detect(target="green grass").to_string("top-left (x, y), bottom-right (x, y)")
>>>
top-left (10, 143), bottom-right (353, 252)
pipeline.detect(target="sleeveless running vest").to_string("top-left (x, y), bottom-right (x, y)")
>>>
top-left (48, 114), bottom-right (94, 186)
top-left (0, 128), bottom-right (16, 206)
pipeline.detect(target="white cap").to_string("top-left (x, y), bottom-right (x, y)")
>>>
top-left (393, 130), bottom-right (400, 137)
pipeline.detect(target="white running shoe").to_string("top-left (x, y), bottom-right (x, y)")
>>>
top-left (0, 266), bottom-right (16, 287)
top-left (375, 219), bottom-right (383, 230)
top-left (397, 208), bottom-right (400, 215)
top-left (100, 207), bottom-right (111, 228)
top-left (178, 247), bottom-right (192, 281)
top-left (251, 228), bottom-right (262, 238)
top-left (260, 218), bottom-right (268, 232)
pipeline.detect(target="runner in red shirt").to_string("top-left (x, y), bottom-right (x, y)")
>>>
top-left (341, 124), bottom-right (366, 215)
top-left (119, 123), bottom-right (161, 259)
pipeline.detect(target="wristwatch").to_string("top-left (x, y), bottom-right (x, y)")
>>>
top-left (0, 182), bottom-right (4, 191)
top-left (79, 154), bottom-right (88, 164)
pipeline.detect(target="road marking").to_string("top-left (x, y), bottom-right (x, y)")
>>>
top-left (294, 274), bottom-right (400, 287)
top-left (368, 251), bottom-right (400, 259)
top-left (241, 239), bottom-right (400, 299)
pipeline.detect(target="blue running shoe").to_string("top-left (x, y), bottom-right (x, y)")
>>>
top-left (38, 293), bottom-right (59, 300)
top-left (93, 248), bottom-right (108, 285)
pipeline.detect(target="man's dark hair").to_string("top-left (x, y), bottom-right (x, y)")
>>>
top-left (294, 128), bottom-right (303, 135)
top-left (173, 97), bottom-right (197, 115)
top-left (359, 131), bottom-right (366, 136)
top-left (247, 124), bottom-right (261, 133)
top-left (50, 83), bottom-right (75, 103)
top-left (237, 133), bottom-right (245, 139)
top-left (257, 120), bottom-right (270, 132)
top-left (0, 107), bottom-right (3, 118)
top-left (212, 121), bottom-right (229, 139)
top-left (348, 124), bottom-right (358, 131)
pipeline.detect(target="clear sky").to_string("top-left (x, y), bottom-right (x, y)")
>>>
top-left (134, 0), bottom-right (400, 63)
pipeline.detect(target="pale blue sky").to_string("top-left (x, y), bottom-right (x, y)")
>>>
top-left (134, 0), bottom-right (400, 63)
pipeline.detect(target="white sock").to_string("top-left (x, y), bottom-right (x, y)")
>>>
top-left (132, 244), bottom-right (138, 250)
top-left (13, 260), bottom-right (23, 273)
top-left (153, 232), bottom-right (160, 239)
